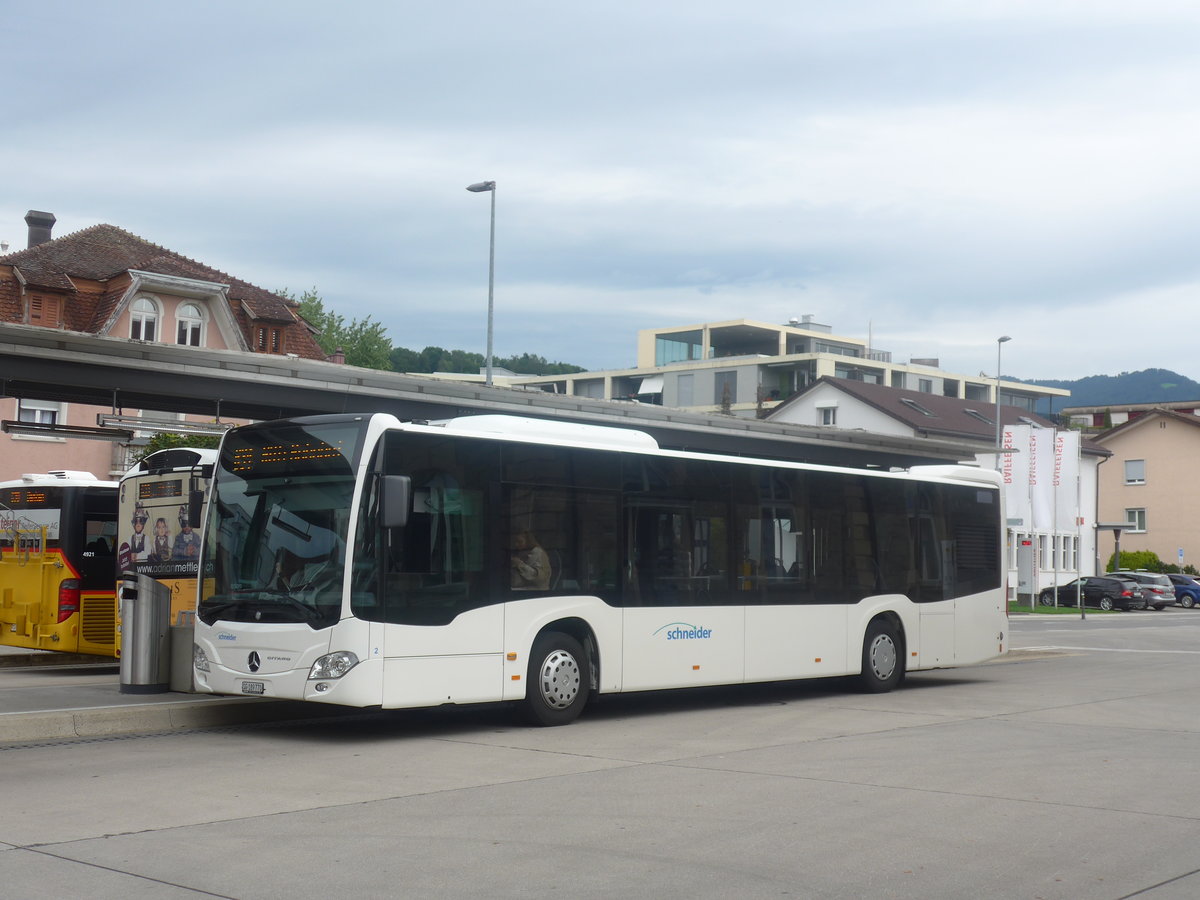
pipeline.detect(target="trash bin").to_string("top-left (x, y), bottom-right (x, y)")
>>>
top-left (119, 572), bottom-right (171, 694)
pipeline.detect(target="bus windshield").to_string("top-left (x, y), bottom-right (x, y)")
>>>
top-left (198, 418), bottom-right (366, 628)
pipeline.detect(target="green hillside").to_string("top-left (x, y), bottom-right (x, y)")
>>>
top-left (1029, 369), bottom-right (1200, 409)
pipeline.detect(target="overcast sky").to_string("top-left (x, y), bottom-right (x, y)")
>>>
top-left (6, 1), bottom-right (1199, 382)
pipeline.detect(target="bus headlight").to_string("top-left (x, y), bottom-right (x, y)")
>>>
top-left (194, 644), bottom-right (211, 673)
top-left (309, 650), bottom-right (359, 680)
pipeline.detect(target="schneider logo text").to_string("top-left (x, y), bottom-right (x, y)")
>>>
top-left (654, 622), bottom-right (713, 640)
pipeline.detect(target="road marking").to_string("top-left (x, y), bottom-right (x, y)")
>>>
top-left (1019, 645), bottom-right (1200, 655)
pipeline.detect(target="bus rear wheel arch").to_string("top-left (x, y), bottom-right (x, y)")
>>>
top-left (522, 630), bottom-right (591, 726)
top-left (859, 616), bottom-right (904, 693)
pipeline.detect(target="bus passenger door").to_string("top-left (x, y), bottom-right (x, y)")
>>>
top-left (620, 504), bottom-right (745, 690)
top-left (918, 537), bottom-right (956, 666)
top-left (377, 471), bottom-right (505, 707)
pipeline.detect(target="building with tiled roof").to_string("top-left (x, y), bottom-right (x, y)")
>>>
top-left (0, 212), bottom-right (323, 359)
top-left (0, 210), bottom-right (329, 480)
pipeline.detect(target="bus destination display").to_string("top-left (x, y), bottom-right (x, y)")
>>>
top-left (138, 479), bottom-right (183, 500)
top-left (230, 440), bottom-right (347, 473)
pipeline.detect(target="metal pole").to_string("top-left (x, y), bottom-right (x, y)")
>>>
top-left (994, 336), bottom-right (1011, 470)
top-left (466, 180), bottom-right (497, 386)
top-left (485, 185), bottom-right (496, 386)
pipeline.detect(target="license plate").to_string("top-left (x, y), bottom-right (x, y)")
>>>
top-left (241, 681), bottom-right (266, 695)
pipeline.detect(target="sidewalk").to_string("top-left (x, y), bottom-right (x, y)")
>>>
top-left (0, 647), bottom-right (347, 743)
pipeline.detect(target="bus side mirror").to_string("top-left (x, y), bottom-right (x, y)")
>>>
top-left (188, 490), bottom-right (205, 528)
top-left (381, 476), bottom-right (411, 529)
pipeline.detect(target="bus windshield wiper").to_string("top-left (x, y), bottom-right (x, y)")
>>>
top-left (200, 599), bottom-right (244, 617)
top-left (221, 588), bottom-right (321, 622)
top-left (255, 590), bottom-right (322, 622)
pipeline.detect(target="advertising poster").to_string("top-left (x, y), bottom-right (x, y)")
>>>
top-left (118, 475), bottom-right (202, 624)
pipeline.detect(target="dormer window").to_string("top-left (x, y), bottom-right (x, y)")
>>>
top-left (176, 302), bottom-right (204, 346)
top-left (130, 297), bottom-right (159, 341)
top-left (255, 325), bottom-right (284, 354)
top-left (28, 293), bottom-right (63, 327)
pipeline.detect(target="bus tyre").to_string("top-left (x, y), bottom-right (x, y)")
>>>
top-left (859, 619), bottom-right (903, 693)
top-left (523, 632), bottom-right (589, 726)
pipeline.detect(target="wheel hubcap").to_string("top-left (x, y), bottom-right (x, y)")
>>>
top-left (538, 649), bottom-right (581, 709)
top-left (868, 634), bottom-right (896, 680)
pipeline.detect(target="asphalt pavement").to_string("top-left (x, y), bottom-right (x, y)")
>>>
top-left (4, 611), bottom-right (1200, 899)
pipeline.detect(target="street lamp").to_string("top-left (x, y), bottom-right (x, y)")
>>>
top-left (466, 180), bottom-right (497, 386)
top-left (994, 335), bottom-right (1011, 469)
top-left (1093, 522), bottom-right (1130, 621)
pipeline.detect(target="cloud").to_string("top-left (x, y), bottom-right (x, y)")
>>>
top-left (5, 1), bottom-right (1200, 384)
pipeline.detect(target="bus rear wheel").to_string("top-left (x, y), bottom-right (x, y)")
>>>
top-left (523, 632), bottom-right (589, 726)
top-left (859, 619), bottom-right (903, 693)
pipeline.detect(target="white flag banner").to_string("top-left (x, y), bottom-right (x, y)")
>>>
top-left (1054, 430), bottom-right (1081, 532)
top-left (1030, 427), bottom-right (1055, 531)
top-left (1001, 423), bottom-right (1031, 526)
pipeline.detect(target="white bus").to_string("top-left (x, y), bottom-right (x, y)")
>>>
top-left (118, 447), bottom-right (216, 628)
top-left (192, 413), bottom-right (1007, 725)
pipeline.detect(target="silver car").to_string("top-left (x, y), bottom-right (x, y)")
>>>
top-left (1111, 571), bottom-right (1176, 610)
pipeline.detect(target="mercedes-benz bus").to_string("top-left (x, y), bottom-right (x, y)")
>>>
top-left (192, 414), bottom-right (1007, 725)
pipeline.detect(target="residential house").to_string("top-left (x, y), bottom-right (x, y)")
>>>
top-left (0, 211), bottom-right (327, 482)
top-left (1093, 409), bottom-right (1200, 571)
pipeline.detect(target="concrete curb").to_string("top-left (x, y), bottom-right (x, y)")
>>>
top-left (1, 696), bottom-right (355, 743)
top-left (0, 652), bottom-right (117, 668)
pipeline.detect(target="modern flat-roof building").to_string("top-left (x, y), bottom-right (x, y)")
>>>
top-left (507, 316), bottom-right (1068, 417)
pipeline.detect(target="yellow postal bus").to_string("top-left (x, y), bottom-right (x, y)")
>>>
top-left (0, 471), bottom-right (119, 656)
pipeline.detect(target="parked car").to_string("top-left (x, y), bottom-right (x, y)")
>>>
top-left (1110, 571), bottom-right (1176, 610)
top-left (1167, 573), bottom-right (1200, 609)
top-left (1038, 576), bottom-right (1146, 611)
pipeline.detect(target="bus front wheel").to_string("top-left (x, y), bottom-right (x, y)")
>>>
top-left (859, 619), bottom-right (903, 693)
top-left (523, 632), bottom-right (589, 726)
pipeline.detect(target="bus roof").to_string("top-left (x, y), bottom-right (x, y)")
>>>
top-left (1, 471), bottom-right (118, 489)
top-left (122, 447), bottom-right (219, 479)
top-left (435, 414), bottom-right (660, 451)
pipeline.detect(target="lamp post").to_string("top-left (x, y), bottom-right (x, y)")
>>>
top-left (994, 335), bottom-right (1011, 469)
top-left (1093, 523), bottom-right (1130, 621)
top-left (466, 180), bottom-right (497, 386)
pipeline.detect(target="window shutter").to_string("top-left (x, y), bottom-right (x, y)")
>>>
top-left (29, 294), bottom-right (62, 326)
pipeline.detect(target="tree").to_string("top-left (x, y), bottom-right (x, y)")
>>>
top-left (286, 290), bottom-right (585, 376)
top-left (287, 287), bottom-right (343, 356)
top-left (389, 346), bottom-right (423, 372)
top-left (339, 316), bottom-right (393, 370)
top-left (283, 287), bottom-right (392, 371)
top-left (389, 345), bottom-right (585, 376)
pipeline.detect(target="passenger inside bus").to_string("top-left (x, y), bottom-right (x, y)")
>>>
top-left (511, 531), bottom-right (551, 590)
top-left (273, 547), bottom-right (335, 594)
